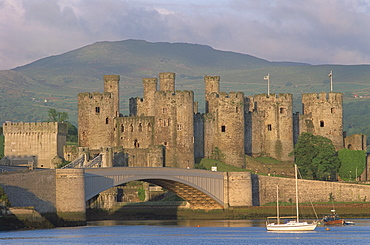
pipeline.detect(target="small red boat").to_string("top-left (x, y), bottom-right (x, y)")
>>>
top-left (322, 210), bottom-right (345, 225)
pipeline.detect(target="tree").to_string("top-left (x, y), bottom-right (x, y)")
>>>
top-left (47, 108), bottom-right (77, 144)
top-left (48, 108), bottom-right (69, 122)
top-left (289, 132), bottom-right (341, 180)
top-left (337, 149), bottom-right (366, 181)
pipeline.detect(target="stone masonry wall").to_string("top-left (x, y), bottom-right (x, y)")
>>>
top-left (256, 175), bottom-right (370, 205)
top-left (0, 170), bottom-right (56, 213)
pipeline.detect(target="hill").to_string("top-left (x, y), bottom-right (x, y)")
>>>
top-left (1, 39), bottom-right (370, 140)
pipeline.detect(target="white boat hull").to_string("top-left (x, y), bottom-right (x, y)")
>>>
top-left (266, 221), bottom-right (317, 231)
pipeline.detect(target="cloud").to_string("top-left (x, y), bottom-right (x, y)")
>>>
top-left (0, 0), bottom-right (370, 69)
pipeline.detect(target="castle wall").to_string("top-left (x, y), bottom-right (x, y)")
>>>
top-left (344, 133), bottom-right (366, 150)
top-left (246, 93), bottom-right (294, 162)
top-left (114, 116), bottom-right (155, 149)
top-left (3, 122), bottom-right (67, 168)
top-left (194, 113), bottom-right (204, 159)
top-left (300, 92), bottom-right (344, 150)
top-left (256, 175), bottom-right (370, 205)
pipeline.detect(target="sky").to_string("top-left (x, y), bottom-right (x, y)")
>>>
top-left (1, 0), bottom-right (370, 70)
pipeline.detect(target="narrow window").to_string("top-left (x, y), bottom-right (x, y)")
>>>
top-left (147, 123), bottom-right (151, 131)
top-left (320, 121), bottom-right (324, 127)
top-left (138, 123), bottom-right (142, 132)
top-left (105, 117), bottom-right (109, 124)
top-left (134, 139), bottom-right (138, 148)
top-left (177, 124), bottom-right (183, 130)
top-left (236, 107), bottom-right (239, 113)
top-left (331, 108), bottom-right (335, 113)
top-left (280, 107), bottom-right (285, 113)
top-left (95, 107), bottom-right (100, 113)
top-left (221, 125), bottom-right (226, 132)
top-left (121, 124), bottom-right (124, 132)
top-left (130, 124), bottom-right (134, 132)
top-left (267, 124), bottom-right (272, 131)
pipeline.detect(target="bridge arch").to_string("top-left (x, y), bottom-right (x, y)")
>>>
top-left (84, 167), bottom-right (226, 209)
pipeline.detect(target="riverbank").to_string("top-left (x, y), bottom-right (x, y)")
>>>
top-left (87, 203), bottom-right (370, 221)
top-left (2, 203), bottom-right (369, 231)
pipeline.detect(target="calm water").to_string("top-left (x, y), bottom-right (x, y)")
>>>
top-left (0, 219), bottom-right (369, 244)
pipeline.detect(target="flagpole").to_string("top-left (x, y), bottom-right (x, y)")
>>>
top-left (264, 74), bottom-right (270, 96)
top-left (329, 70), bottom-right (333, 92)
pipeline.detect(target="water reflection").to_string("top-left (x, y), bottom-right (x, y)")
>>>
top-left (88, 219), bottom-right (270, 228)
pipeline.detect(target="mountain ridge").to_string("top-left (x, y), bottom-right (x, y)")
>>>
top-left (1, 39), bottom-right (370, 141)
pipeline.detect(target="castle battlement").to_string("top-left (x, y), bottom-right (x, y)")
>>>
top-left (78, 92), bottom-right (113, 101)
top-left (207, 91), bottom-right (244, 100)
top-left (302, 92), bottom-right (342, 103)
top-left (3, 121), bottom-right (67, 134)
top-left (249, 93), bottom-right (293, 102)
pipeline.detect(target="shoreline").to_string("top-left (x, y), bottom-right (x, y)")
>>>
top-left (1, 203), bottom-right (369, 231)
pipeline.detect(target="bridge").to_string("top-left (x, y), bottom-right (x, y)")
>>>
top-left (84, 167), bottom-right (228, 209)
top-left (0, 167), bottom-right (252, 224)
top-left (2, 166), bottom-right (369, 226)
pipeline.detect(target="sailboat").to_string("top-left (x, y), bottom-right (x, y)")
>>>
top-left (266, 164), bottom-right (317, 231)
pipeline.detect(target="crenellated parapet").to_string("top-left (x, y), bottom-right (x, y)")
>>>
top-left (3, 121), bottom-right (67, 134)
top-left (78, 92), bottom-right (113, 101)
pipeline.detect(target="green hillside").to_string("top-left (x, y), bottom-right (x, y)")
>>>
top-left (1, 39), bottom-right (370, 140)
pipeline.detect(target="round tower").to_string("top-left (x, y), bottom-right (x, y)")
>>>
top-left (142, 78), bottom-right (158, 116)
top-left (159, 72), bottom-right (175, 92)
top-left (103, 75), bottom-right (120, 117)
top-left (204, 75), bottom-right (220, 113)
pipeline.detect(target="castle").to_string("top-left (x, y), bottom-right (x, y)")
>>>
top-left (72, 73), bottom-right (359, 169)
top-left (3, 72), bottom-right (366, 169)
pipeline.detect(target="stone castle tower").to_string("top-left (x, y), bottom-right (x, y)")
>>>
top-left (78, 75), bottom-right (119, 149)
top-left (129, 73), bottom-right (195, 168)
top-left (245, 93), bottom-right (294, 162)
top-left (204, 76), bottom-right (245, 168)
top-left (298, 92), bottom-right (343, 150)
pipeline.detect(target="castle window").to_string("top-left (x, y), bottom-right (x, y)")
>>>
top-left (267, 124), bottom-right (272, 131)
top-left (95, 107), bottom-right (100, 113)
top-left (121, 124), bottom-right (124, 132)
top-left (163, 108), bottom-right (167, 113)
top-left (106, 118), bottom-right (109, 124)
top-left (138, 123), bottom-right (142, 132)
top-left (130, 124), bottom-right (134, 132)
top-left (331, 108), bottom-right (335, 113)
top-left (177, 124), bottom-right (183, 130)
top-left (134, 139), bottom-right (139, 148)
top-left (320, 120), bottom-right (325, 127)
top-left (164, 142), bottom-right (168, 146)
top-left (147, 123), bottom-right (151, 131)
top-left (168, 119), bottom-right (171, 126)
top-left (236, 107), bottom-right (239, 113)
top-left (221, 125), bottom-right (226, 132)
top-left (280, 107), bottom-right (286, 114)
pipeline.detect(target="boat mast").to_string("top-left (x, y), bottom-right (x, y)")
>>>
top-left (295, 164), bottom-right (299, 222)
top-left (277, 185), bottom-right (280, 224)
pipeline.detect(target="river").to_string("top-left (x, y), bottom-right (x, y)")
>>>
top-left (0, 219), bottom-right (369, 244)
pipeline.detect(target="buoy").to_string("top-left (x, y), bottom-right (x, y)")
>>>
top-left (325, 227), bottom-right (330, 231)
top-left (197, 225), bottom-right (201, 227)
